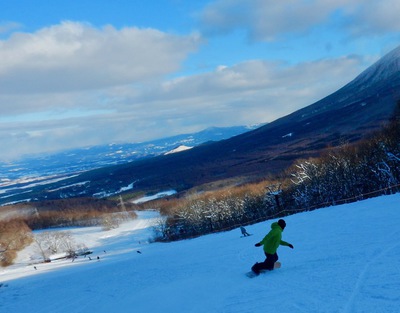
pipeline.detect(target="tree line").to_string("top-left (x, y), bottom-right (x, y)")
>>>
top-left (152, 118), bottom-right (400, 241)
top-left (284, 118), bottom-right (400, 210)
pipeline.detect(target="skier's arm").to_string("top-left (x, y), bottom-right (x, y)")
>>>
top-left (280, 240), bottom-right (294, 249)
top-left (255, 234), bottom-right (269, 247)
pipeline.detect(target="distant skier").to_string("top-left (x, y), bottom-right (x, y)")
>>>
top-left (240, 226), bottom-right (251, 237)
top-left (251, 219), bottom-right (294, 275)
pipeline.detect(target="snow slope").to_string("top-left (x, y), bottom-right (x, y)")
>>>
top-left (1, 194), bottom-right (400, 313)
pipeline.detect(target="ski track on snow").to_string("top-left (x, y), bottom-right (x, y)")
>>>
top-left (341, 230), bottom-right (400, 313)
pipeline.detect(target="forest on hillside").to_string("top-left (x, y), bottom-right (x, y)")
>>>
top-left (151, 117), bottom-right (400, 241)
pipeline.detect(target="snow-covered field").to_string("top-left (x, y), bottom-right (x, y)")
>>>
top-left (1, 194), bottom-right (399, 313)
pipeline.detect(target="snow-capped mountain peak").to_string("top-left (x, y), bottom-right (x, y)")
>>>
top-left (353, 44), bottom-right (400, 86)
top-left (164, 145), bottom-right (193, 155)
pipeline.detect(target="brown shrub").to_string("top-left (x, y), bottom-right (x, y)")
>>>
top-left (3, 197), bottom-right (138, 230)
top-left (0, 219), bottom-right (33, 266)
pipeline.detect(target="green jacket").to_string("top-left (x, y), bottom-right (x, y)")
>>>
top-left (258, 222), bottom-right (291, 254)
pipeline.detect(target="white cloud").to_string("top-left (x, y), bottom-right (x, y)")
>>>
top-left (0, 21), bottom-right (22, 35)
top-left (198, 0), bottom-right (344, 41)
top-left (132, 56), bottom-right (362, 110)
top-left (92, 55), bottom-right (364, 140)
top-left (0, 21), bottom-right (201, 95)
top-left (198, 0), bottom-right (400, 41)
top-left (0, 13), bottom-right (380, 161)
top-left (344, 0), bottom-right (400, 36)
top-left (0, 53), bottom-right (364, 161)
top-left (0, 21), bottom-right (202, 160)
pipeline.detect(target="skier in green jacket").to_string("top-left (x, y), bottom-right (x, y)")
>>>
top-left (251, 219), bottom-right (294, 275)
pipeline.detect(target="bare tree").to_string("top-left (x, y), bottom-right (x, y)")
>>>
top-left (34, 231), bottom-right (77, 262)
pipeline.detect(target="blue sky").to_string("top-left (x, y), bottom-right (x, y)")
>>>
top-left (1, 0), bottom-right (400, 161)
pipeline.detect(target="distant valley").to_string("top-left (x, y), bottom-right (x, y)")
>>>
top-left (0, 125), bottom-right (260, 205)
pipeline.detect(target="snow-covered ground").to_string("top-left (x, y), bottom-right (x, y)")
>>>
top-left (1, 194), bottom-right (399, 313)
top-left (132, 190), bottom-right (177, 204)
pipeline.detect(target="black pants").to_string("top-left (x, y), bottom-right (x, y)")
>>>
top-left (252, 253), bottom-right (278, 273)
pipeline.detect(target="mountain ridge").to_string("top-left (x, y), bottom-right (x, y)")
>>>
top-left (2, 45), bottom-right (400, 204)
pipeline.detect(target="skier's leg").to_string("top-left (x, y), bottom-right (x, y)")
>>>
top-left (251, 253), bottom-right (279, 274)
top-left (261, 253), bottom-right (278, 271)
top-left (251, 262), bottom-right (262, 274)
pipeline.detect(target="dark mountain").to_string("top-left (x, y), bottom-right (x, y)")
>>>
top-left (3, 45), bottom-right (400, 204)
